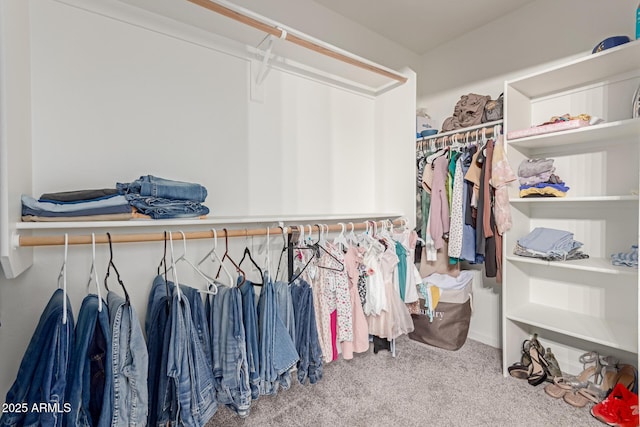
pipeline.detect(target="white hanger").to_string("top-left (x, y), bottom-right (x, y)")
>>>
top-left (333, 223), bottom-right (348, 249)
top-left (86, 233), bottom-right (103, 312)
top-left (174, 231), bottom-right (218, 295)
top-left (168, 232), bottom-right (182, 301)
top-left (57, 233), bottom-right (69, 325)
top-left (346, 222), bottom-right (357, 244)
top-left (198, 228), bottom-right (234, 287)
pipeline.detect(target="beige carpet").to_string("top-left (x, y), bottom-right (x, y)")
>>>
top-left (206, 336), bottom-right (604, 427)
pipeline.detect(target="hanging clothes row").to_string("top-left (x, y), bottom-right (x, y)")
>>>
top-left (416, 125), bottom-right (516, 282)
top-left (1, 218), bottom-right (418, 426)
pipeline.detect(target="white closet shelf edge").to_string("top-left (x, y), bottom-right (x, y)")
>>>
top-left (505, 256), bottom-right (638, 276)
top-left (505, 303), bottom-right (638, 353)
top-left (14, 212), bottom-right (404, 230)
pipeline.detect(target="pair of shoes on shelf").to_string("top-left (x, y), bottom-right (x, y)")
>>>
top-left (508, 334), bottom-right (561, 385)
top-left (591, 383), bottom-right (639, 427)
top-left (580, 364), bottom-right (638, 406)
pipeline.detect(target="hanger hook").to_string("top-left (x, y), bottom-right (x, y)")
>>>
top-left (211, 228), bottom-right (218, 250)
top-left (179, 230), bottom-right (187, 258)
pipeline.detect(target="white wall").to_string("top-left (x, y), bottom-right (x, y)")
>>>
top-left (0, 0), bottom-right (415, 402)
top-left (417, 0), bottom-right (636, 348)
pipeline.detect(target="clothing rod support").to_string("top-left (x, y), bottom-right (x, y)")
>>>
top-left (17, 219), bottom-right (404, 247)
top-left (185, 0), bottom-right (407, 83)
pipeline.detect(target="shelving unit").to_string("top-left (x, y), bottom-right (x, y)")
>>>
top-left (503, 40), bottom-right (640, 376)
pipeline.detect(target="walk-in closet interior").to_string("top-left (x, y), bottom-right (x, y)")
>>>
top-left (0, 0), bottom-right (638, 426)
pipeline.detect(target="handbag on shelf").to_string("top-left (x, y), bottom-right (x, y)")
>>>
top-left (482, 93), bottom-right (504, 123)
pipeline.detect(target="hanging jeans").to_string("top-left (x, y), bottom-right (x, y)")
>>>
top-left (181, 285), bottom-right (213, 368)
top-left (146, 276), bottom-right (177, 426)
top-left (168, 288), bottom-right (217, 426)
top-left (0, 289), bottom-right (74, 427)
top-left (239, 279), bottom-right (260, 401)
top-left (207, 285), bottom-right (251, 417)
top-left (290, 280), bottom-right (323, 385)
top-left (108, 291), bottom-right (149, 426)
top-left (257, 274), bottom-right (299, 396)
top-left (66, 295), bottom-right (112, 427)
top-left (274, 281), bottom-right (296, 347)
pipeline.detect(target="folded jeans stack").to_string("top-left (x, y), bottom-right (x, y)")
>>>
top-left (116, 175), bottom-right (210, 219)
top-left (21, 189), bottom-right (133, 222)
top-left (611, 245), bottom-right (638, 268)
top-left (518, 158), bottom-right (569, 198)
top-left (515, 227), bottom-right (589, 261)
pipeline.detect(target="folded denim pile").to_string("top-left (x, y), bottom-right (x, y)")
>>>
top-left (116, 175), bottom-right (209, 219)
top-left (21, 189), bottom-right (133, 222)
top-left (518, 158), bottom-right (569, 198)
top-left (515, 227), bottom-right (589, 261)
top-left (611, 245), bottom-right (638, 268)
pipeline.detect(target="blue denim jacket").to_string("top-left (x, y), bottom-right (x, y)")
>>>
top-left (65, 295), bottom-right (112, 427)
top-left (108, 291), bottom-right (149, 426)
top-left (117, 175), bottom-right (207, 202)
top-left (1, 289), bottom-right (75, 427)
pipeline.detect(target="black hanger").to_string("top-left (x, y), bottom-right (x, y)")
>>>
top-left (214, 228), bottom-right (246, 288)
top-left (239, 229), bottom-right (263, 286)
top-left (104, 232), bottom-right (130, 304)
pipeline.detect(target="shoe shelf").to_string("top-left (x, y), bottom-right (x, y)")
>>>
top-left (505, 302), bottom-right (637, 353)
top-left (505, 256), bottom-right (638, 276)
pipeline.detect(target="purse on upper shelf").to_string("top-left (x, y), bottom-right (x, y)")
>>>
top-left (481, 93), bottom-right (504, 123)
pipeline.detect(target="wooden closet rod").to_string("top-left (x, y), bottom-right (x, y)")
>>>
top-left (17, 219), bottom-right (404, 247)
top-left (185, 0), bottom-right (408, 84)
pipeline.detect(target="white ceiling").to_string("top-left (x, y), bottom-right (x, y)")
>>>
top-left (312, 0), bottom-right (537, 55)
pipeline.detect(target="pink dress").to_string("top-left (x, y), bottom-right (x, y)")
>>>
top-left (341, 245), bottom-right (370, 359)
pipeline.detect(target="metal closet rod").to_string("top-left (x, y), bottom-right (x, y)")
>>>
top-left (417, 124), bottom-right (502, 151)
top-left (17, 219), bottom-right (404, 247)
top-left (185, 0), bottom-right (407, 84)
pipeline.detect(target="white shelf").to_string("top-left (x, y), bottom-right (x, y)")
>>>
top-left (505, 256), bottom-right (638, 276)
top-left (507, 118), bottom-right (640, 151)
top-left (507, 39), bottom-right (640, 98)
top-left (15, 212), bottom-right (402, 230)
top-left (506, 302), bottom-right (637, 353)
top-left (510, 195), bottom-right (639, 204)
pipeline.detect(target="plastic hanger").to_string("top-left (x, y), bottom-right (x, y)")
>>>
top-left (57, 233), bottom-right (69, 325)
top-left (197, 228), bottom-right (234, 287)
top-left (274, 225), bottom-right (290, 282)
top-left (86, 233), bottom-right (103, 312)
top-left (217, 229), bottom-right (246, 288)
top-left (346, 222), bottom-right (358, 245)
top-left (104, 232), bottom-right (130, 303)
top-left (167, 231), bottom-right (182, 302)
top-left (239, 228), bottom-right (264, 285)
top-left (333, 223), bottom-right (348, 250)
top-left (170, 231), bottom-right (218, 295)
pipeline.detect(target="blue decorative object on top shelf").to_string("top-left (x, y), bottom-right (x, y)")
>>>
top-left (420, 129), bottom-right (438, 137)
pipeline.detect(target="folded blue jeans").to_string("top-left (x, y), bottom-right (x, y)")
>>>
top-left (117, 175), bottom-right (207, 202)
top-left (123, 194), bottom-right (209, 219)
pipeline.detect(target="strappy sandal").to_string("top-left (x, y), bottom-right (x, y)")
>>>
top-left (527, 345), bottom-right (549, 386)
top-left (545, 365), bottom-right (598, 399)
top-left (509, 334), bottom-right (545, 380)
top-left (579, 364), bottom-right (638, 405)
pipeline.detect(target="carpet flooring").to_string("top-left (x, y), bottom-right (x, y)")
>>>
top-left (206, 336), bottom-right (605, 426)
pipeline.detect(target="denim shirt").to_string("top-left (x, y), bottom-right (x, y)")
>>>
top-left (108, 291), bottom-right (149, 426)
top-left (65, 295), bottom-right (112, 427)
top-left (1, 289), bottom-right (74, 427)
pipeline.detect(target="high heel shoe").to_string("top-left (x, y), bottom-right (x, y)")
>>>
top-left (527, 345), bottom-right (549, 386)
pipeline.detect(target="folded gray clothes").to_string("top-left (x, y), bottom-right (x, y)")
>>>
top-left (39, 188), bottom-right (118, 203)
top-left (514, 243), bottom-right (589, 261)
top-left (518, 170), bottom-right (555, 186)
top-left (517, 227), bottom-right (581, 254)
top-left (518, 158), bottom-right (555, 178)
